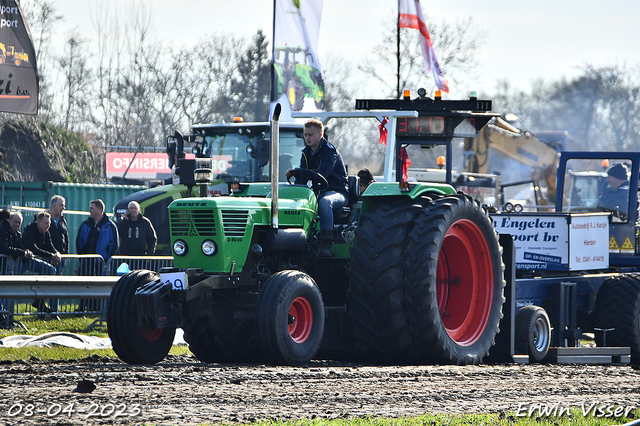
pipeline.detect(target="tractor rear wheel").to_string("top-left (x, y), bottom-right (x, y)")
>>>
top-left (182, 317), bottom-right (229, 363)
top-left (210, 290), bottom-right (260, 362)
top-left (107, 270), bottom-right (175, 364)
top-left (515, 305), bottom-right (550, 362)
top-left (256, 270), bottom-right (324, 366)
top-left (403, 193), bottom-right (505, 365)
top-left (347, 197), bottom-right (424, 362)
top-left (593, 273), bottom-right (640, 361)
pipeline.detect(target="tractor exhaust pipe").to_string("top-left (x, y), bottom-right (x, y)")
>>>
top-left (271, 103), bottom-right (282, 230)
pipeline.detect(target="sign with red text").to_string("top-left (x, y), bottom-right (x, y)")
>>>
top-left (106, 153), bottom-right (173, 179)
top-left (568, 213), bottom-right (609, 270)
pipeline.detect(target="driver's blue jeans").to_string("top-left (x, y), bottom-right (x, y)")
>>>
top-left (318, 191), bottom-right (347, 231)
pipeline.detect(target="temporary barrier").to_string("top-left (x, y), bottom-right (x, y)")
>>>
top-left (0, 254), bottom-right (173, 329)
top-left (1, 181), bottom-right (145, 253)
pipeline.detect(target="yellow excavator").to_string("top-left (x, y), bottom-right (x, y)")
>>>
top-left (463, 114), bottom-right (576, 206)
top-left (0, 43), bottom-right (29, 66)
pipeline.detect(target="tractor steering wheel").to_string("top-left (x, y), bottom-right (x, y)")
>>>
top-left (287, 168), bottom-right (328, 195)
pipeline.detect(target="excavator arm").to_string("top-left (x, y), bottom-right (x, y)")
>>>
top-left (463, 117), bottom-right (563, 204)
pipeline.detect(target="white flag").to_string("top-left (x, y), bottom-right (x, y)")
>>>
top-left (271, 0), bottom-right (325, 120)
top-left (398, 0), bottom-right (449, 93)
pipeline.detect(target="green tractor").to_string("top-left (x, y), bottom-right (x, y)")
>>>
top-left (113, 120), bottom-right (305, 254)
top-left (107, 94), bottom-right (506, 366)
top-left (273, 46), bottom-right (324, 111)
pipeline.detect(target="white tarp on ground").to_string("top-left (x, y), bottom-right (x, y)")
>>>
top-left (0, 329), bottom-right (186, 349)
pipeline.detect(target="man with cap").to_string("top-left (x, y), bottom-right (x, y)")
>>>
top-left (597, 162), bottom-right (630, 220)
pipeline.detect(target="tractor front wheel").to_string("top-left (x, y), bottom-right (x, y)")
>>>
top-left (256, 270), bottom-right (324, 366)
top-left (107, 270), bottom-right (175, 364)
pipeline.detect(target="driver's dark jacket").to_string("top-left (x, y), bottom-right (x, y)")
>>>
top-left (598, 180), bottom-right (630, 217)
top-left (295, 138), bottom-right (349, 199)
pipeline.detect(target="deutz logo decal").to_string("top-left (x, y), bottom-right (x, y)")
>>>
top-left (189, 220), bottom-right (198, 236)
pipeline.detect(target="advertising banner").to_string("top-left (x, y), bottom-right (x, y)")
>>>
top-left (0, 0), bottom-right (38, 114)
top-left (106, 153), bottom-right (173, 180)
top-left (492, 213), bottom-right (609, 271)
top-left (271, 0), bottom-right (324, 120)
top-left (106, 152), bottom-right (227, 181)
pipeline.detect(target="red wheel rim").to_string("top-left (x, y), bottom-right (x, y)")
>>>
top-left (141, 328), bottom-right (163, 342)
top-left (436, 219), bottom-right (493, 346)
top-left (288, 296), bottom-right (313, 343)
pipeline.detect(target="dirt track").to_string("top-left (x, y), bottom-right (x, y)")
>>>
top-left (1, 355), bottom-right (639, 426)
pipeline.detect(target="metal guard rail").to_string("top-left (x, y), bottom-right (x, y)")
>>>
top-left (0, 254), bottom-right (174, 329)
top-left (0, 275), bottom-right (119, 299)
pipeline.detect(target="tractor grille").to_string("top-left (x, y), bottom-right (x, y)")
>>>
top-left (170, 210), bottom-right (216, 237)
top-left (221, 210), bottom-right (249, 237)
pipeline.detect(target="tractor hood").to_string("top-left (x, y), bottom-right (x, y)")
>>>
top-left (167, 185), bottom-right (317, 273)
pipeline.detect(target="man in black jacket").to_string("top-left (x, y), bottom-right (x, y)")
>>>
top-left (22, 211), bottom-right (61, 317)
top-left (0, 211), bottom-right (56, 276)
top-left (117, 201), bottom-right (157, 256)
top-left (48, 195), bottom-right (69, 274)
top-left (286, 119), bottom-right (349, 257)
top-left (0, 211), bottom-right (56, 320)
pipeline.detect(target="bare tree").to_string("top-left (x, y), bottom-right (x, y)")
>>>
top-left (360, 16), bottom-right (485, 98)
top-left (58, 32), bottom-right (94, 131)
top-left (491, 65), bottom-right (640, 153)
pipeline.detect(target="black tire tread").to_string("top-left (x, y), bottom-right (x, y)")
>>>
top-left (593, 273), bottom-right (640, 361)
top-left (107, 270), bottom-right (175, 364)
top-left (346, 196), bottom-right (426, 362)
top-left (182, 317), bottom-right (229, 363)
top-left (402, 193), bottom-right (505, 365)
top-left (256, 270), bottom-right (325, 366)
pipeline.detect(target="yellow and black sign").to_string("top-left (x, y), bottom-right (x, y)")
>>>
top-left (609, 236), bottom-right (620, 251)
top-left (622, 236), bottom-right (635, 252)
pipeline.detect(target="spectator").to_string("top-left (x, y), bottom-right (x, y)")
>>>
top-left (357, 168), bottom-right (375, 196)
top-left (0, 211), bottom-right (56, 321)
top-left (22, 211), bottom-right (61, 318)
top-left (48, 195), bottom-right (69, 274)
top-left (117, 201), bottom-right (157, 256)
top-left (0, 211), bottom-right (56, 275)
top-left (285, 119), bottom-right (349, 257)
top-left (37, 195), bottom-right (68, 318)
top-left (76, 199), bottom-right (119, 313)
top-left (0, 209), bottom-right (10, 325)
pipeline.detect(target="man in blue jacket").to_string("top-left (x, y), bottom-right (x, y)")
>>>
top-left (286, 119), bottom-right (349, 257)
top-left (76, 199), bottom-right (118, 313)
top-left (77, 199), bottom-right (119, 273)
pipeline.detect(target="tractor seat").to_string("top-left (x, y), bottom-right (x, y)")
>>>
top-left (334, 175), bottom-right (360, 224)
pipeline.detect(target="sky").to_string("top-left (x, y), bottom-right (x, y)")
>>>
top-left (50, 0), bottom-right (640, 98)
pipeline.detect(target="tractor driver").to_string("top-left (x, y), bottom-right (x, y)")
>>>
top-left (285, 119), bottom-right (349, 257)
top-left (597, 162), bottom-right (630, 220)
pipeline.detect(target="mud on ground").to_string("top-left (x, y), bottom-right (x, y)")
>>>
top-left (1, 355), bottom-right (639, 425)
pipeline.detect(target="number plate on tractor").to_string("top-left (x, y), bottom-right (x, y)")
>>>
top-left (161, 272), bottom-right (188, 290)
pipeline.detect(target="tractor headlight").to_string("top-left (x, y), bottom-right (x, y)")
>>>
top-left (173, 240), bottom-right (188, 256)
top-left (202, 240), bottom-right (217, 256)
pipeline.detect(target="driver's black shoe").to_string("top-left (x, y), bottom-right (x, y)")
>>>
top-left (317, 230), bottom-right (333, 257)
